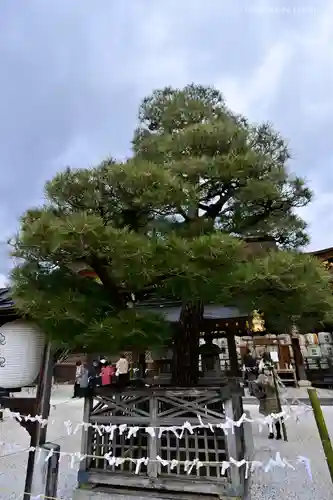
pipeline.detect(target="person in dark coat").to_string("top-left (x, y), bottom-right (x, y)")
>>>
top-left (254, 361), bottom-right (282, 440)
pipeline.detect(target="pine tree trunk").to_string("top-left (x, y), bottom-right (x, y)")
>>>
top-left (171, 301), bottom-right (203, 386)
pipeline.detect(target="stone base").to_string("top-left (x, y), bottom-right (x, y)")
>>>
top-left (73, 488), bottom-right (163, 500)
top-left (72, 486), bottom-right (239, 500)
top-left (298, 380), bottom-right (312, 387)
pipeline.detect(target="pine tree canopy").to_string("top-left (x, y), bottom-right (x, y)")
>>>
top-left (10, 84), bottom-right (333, 350)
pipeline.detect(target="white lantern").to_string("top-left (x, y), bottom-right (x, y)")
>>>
top-left (0, 320), bottom-right (45, 389)
top-left (318, 332), bottom-right (333, 345)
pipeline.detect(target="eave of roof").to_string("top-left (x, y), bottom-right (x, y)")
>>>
top-left (307, 246), bottom-right (333, 257)
top-left (136, 301), bottom-right (248, 322)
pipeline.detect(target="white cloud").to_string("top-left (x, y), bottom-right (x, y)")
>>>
top-left (1, 0), bottom-right (333, 262)
top-left (210, 2), bottom-right (333, 251)
top-left (0, 274), bottom-right (8, 288)
top-left (215, 42), bottom-right (292, 118)
top-left (299, 190), bottom-right (333, 252)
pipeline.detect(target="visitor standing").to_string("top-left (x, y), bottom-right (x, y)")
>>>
top-left (116, 354), bottom-right (129, 387)
top-left (72, 361), bottom-right (83, 398)
top-left (253, 361), bottom-right (282, 440)
top-left (79, 363), bottom-right (90, 398)
top-left (242, 347), bottom-right (257, 395)
top-left (89, 360), bottom-right (101, 388)
top-left (101, 361), bottom-right (115, 386)
top-left (258, 351), bottom-right (271, 373)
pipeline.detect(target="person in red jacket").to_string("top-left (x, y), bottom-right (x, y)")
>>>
top-left (101, 360), bottom-right (115, 386)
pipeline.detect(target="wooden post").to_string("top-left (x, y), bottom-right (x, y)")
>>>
top-left (78, 395), bottom-right (93, 486)
top-left (31, 443), bottom-right (60, 499)
top-left (224, 398), bottom-right (242, 495)
top-left (272, 368), bottom-right (287, 441)
top-left (308, 388), bottom-right (333, 483)
top-left (148, 393), bottom-right (158, 478)
top-left (226, 329), bottom-right (240, 377)
top-left (36, 342), bottom-right (54, 446)
top-left (23, 342), bottom-right (54, 500)
top-left (291, 337), bottom-right (308, 384)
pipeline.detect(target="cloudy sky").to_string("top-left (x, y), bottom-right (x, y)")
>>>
top-left (0, 0), bottom-right (332, 286)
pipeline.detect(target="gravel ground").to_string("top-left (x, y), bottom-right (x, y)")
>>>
top-left (0, 386), bottom-right (332, 499)
top-left (0, 388), bottom-right (82, 500)
top-left (247, 404), bottom-right (333, 500)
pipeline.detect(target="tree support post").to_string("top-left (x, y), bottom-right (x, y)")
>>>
top-left (272, 368), bottom-right (287, 441)
top-left (308, 387), bottom-right (333, 483)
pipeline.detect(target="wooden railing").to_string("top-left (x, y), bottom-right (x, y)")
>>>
top-left (78, 384), bottom-right (247, 498)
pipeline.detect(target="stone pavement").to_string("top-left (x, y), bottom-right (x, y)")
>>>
top-left (243, 386), bottom-right (333, 405)
top-left (0, 385), bottom-right (333, 499)
top-left (0, 390), bottom-right (83, 500)
top-left (246, 404), bottom-right (333, 500)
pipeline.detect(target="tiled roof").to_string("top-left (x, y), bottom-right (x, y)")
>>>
top-left (0, 287), bottom-right (248, 321)
top-left (0, 287), bottom-right (15, 313)
top-left (136, 300), bottom-right (247, 322)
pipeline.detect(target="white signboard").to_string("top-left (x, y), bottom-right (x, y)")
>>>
top-left (270, 351), bottom-right (279, 363)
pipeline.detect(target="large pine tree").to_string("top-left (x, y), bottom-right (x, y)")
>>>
top-left (10, 85), bottom-right (333, 385)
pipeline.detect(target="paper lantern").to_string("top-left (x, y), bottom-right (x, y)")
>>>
top-left (318, 332), bottom-right (333, 345)
top-left (321, 344), bottom-right (333, 357)
top-left (0, 320), bottom-right (45, 389)
top-left (304, 333), bottom-right (318, 345)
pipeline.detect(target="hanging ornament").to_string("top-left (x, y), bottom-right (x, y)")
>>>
top-left (252, 310), bottom-right (265, 332)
